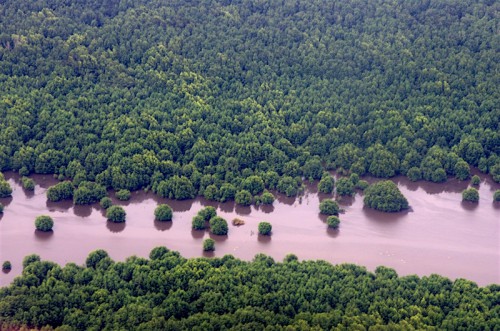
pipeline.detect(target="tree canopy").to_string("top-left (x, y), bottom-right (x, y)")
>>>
top-left (364, 180), bottom-right (409, 212)
top-left (0, 0), bottom-right (496, 206)
top-left (0, 249), bottom-right (497, 330)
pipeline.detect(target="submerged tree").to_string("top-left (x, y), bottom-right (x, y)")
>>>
top-left (364, 181), bottom-right (409, 212)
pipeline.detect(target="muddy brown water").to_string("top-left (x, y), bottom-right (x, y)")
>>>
top-left (1, 172), bottom-right (499, 287)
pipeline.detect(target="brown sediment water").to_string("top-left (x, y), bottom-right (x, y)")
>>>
top-left (1, 171), bottom-right (499, 287)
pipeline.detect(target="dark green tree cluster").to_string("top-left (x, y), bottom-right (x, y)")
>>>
top-left (494, 190), bottom-right (500, 202)
top-left (0, 173), bottom-right (12, 198)
top-left (21, 176), bottom-right (35, 191)
top-left (327, 216), bottom-right (341, 229)
top-left (0, 249), bottom-right (497, 330)
top-left (258, 222), bottom-right (272, 235)
top-left (203, 238), bottom-right (215, 252)
top-left (319, 199), bottom-right (340, 216)
top-left (106, 205), bottom-right (126, 223)
top-left (46, 181), bottom-right (74, 202)
top-left (35, 215), bottom-right (54, 232)
top-left (0, 0), bottom-right (497, 202)
top-left (154, 204), bottom-right (173, 222)
top-left (0, 203), bottom-right (4, 213)
top-left (115, 189), bottom-right (131, 201)
top-left (192, 206), bottom-right (217, 230)
top-left (209, 216), bottom-right (228, 236)
top-left (364, 181), bottom-right (409, 212)
top-left (462, 188), bottom-right (479, 203)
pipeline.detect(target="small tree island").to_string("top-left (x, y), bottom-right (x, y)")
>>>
top-left (35, 215), bottom-right (54, 232)
top-left (364, 180), bottom-right (409, 212)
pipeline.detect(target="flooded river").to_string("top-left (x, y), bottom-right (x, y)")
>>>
top-left (1, 172), bottom-right (499, 286)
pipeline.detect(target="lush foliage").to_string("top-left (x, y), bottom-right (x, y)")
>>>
top-left (336, 177), bottom-right (355, 196)
top-left (73, 181), bottom-right (107, 205)
top-left (318, 173), bottom-right (335, 194)
top-left (319, 199), bottom-right (340, 216)
top-left (235, 190), bottom-right (252, 206)
top-left (99, 197), bottom-right (112, 209)
top-left (46, 181), bottom-right (74, 202)
top-left (191, 215), bottom-right (205, 230)
top-left (462, 188), bottom-right (479, 202)
top-left (0, 203), bottom-right (3, 213)
top-left (203, 238), bottom-right (215, 252)
top-left (258, 222), bottom-right (272, 235)
top-left (115, 189), bottom-right (131, 201)
top-left (364, 180), bottom-right (409, 212)
top-left (327, 216), bottom-right (341, 229)
top-left (471, 175), bottom-right (481, 186)
top-left (106, 205), bottom-right (126, 223)
top-left (208, 216), bottom-right (228, 235)
top-left (0, 0), bottom-right (498, 204)
top-left (494, 190), bottom-right (500, 202)
top-left (257, 191), bottom-right (275, 205)
top-left (198, 206), bottom-right (217, 221)
top-left (0, 178), bottom-right (12, 198)
top-left (35, 215), bottom-right (54, 231)
top-left (21, 176), bottom-right (35, 191)
top-left (0, 249), bottom-right (497, 330)
top-left (154, 204), bottom-right (173, 222)
top-left (2, 261), bottom-right (11, 270)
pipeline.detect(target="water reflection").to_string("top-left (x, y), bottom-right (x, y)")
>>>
top-left (235, 205), bottom-right (251, 215)
top-left (34, 230), bottom-right (54, 241)
top-left (326, 228), bottom-right (339, 238)
top-left (154, 220), bottom-right (173, 231)
top-left (209, 233), bottom-right (228, 242)
top-left (202, 251), bottom-right (215, 258)
top-left (460, 201), bottom-right (479, 211)
top-left (106, 221), bottom-right (126, 233)
top-left (22, 188), bottom-right (35, 199)
top-left (361, 206), bottom-right (409, 223)
top-left (0, 197), bottom-right (13, 207)
top-left (191, 229), bottom-right (205, 239)
top-left (73, 205), bottom-right (93, 218)
top-left (219, 201), bottom-right (235, 213)
top-left (259, 205), bottom-right (274, 214)
top-left (170, 199), bottom-right (194, 212)
top-left (257, 234), bottom-right (271, 243)
top-left (46, 200), bottom-right (71, 212)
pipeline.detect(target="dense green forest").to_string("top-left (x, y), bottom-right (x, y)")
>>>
top-left (0, 248), bottom-right (498, 330)
top-left (0, 0), bottom-right (498, 202)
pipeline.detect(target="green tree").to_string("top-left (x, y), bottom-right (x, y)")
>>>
top-left (198, 206), bottom-right (217, 221)
top-left (21, 177), bottom-right (35, 191)
top-left (203, 238), bottom-right (215, 251)
top-left (364, 181), bottom-right (409, 212)
top-left (2, 261), bottom-right (11, 270)
top-left (319, 199), bottom-right (340, 215)
top-left (470, 175), bottom-right (480, 186)
top-left (454, 160), bottom-right (470, 180)
top-left (0, 180), bottom-right (13, 198)
top-left (86, 249), bottom-right (110, 269)
top-left (47, 181), bottom-right (74, 202)
top-left (327, 216), bottom-right (340, 229)
top-left (318, 173), bottom-right (334, 194)
top-left (336, 177), bottom-right (355, 196)
top-left (100, 197), bottom-right (112, 209)
top-left (35, 215), bottom-right (54, 231)
top-left (258, 222), bottom-right (272, 235)
top-left (106, 206), bottom-right (126, 223)
top-left (116, 189), bottom-right (131, 201)
top-left (260, 191), bottom-right (275, 205)
top-left (73, 182), bottom-right (106, 205)
top-left (235, 190), bottom-right (253, 206)
top-left (493, 190), bottom-right (500, 202)
top-left (0, 203), bottom-right (3, 213)
top-left (192, 215), bottom-right (205, 230)
top-left (154, 204), bottom-right (173, 221)
top-left (462, 188), bottom-right (479, 202)
top-left (407, 167), bottom-right (422, 182)
top-left (242, 175), bottom-right (265, 195)
top-left (209, 216), bottom-right (228, 235)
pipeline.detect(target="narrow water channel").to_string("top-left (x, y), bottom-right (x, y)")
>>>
top-left (1, 172), bottom-right (498, 286)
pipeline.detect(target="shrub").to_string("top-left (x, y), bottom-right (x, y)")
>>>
top-left (462, 188), bottom-right (479, 202)
top-left (318, 174), bottom-right (334, 194)
top-left (209, 216), bottom-right (228, 235)
top-left (21, 177), bottom-right (35, 191)
top-left (22, 254), bottom-right (40, 269)
top-left (494, 190), bottom-right (500, 202)
top-left (192, 215), bottom-right (205, 230)
top-left (35, 215), bottom-right (54, 231)
top-left (336, 177), bottom-right (355, 196)
top-left (0, 203), bottom-right (3, 213)
top-left (2, 261), bottom-right (11, 270)
top-left (364, 180), bottom-right (409, 212)
top-left (327, 216), bottom-right (340, 229)
top-left (0, 180), bottom-right (12, 198)
top-left (471, 175), bottom-right (480, 186)
top-left (116, 189), bottom-right (131, 201)
top-left (100, 197), bottom-right (112, 209)
top-left (73, 181), bottom-right (107, 205)
top-left (47, 181), bottom-right (74, 201)
top-left (319, 199), bottom-right (340, 215)
top-left (203, 238), bottom-right (215, 251)
top-left (154, 204), bottom-right (173, 221)
top-left (106, 206), bottom-right (126, 223)
top-left (235, 190), bottom-right (252, 206)
top-left (407, 167), bottom-right (422, 182)
top-left (356, 180), bottom-right (369, 190)
top-left (260, 191), bottom-right (275, 205)
top-left (198, 206), bottom-right (217, 221)
top-left (258, 222), bottom-right (272, 235)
